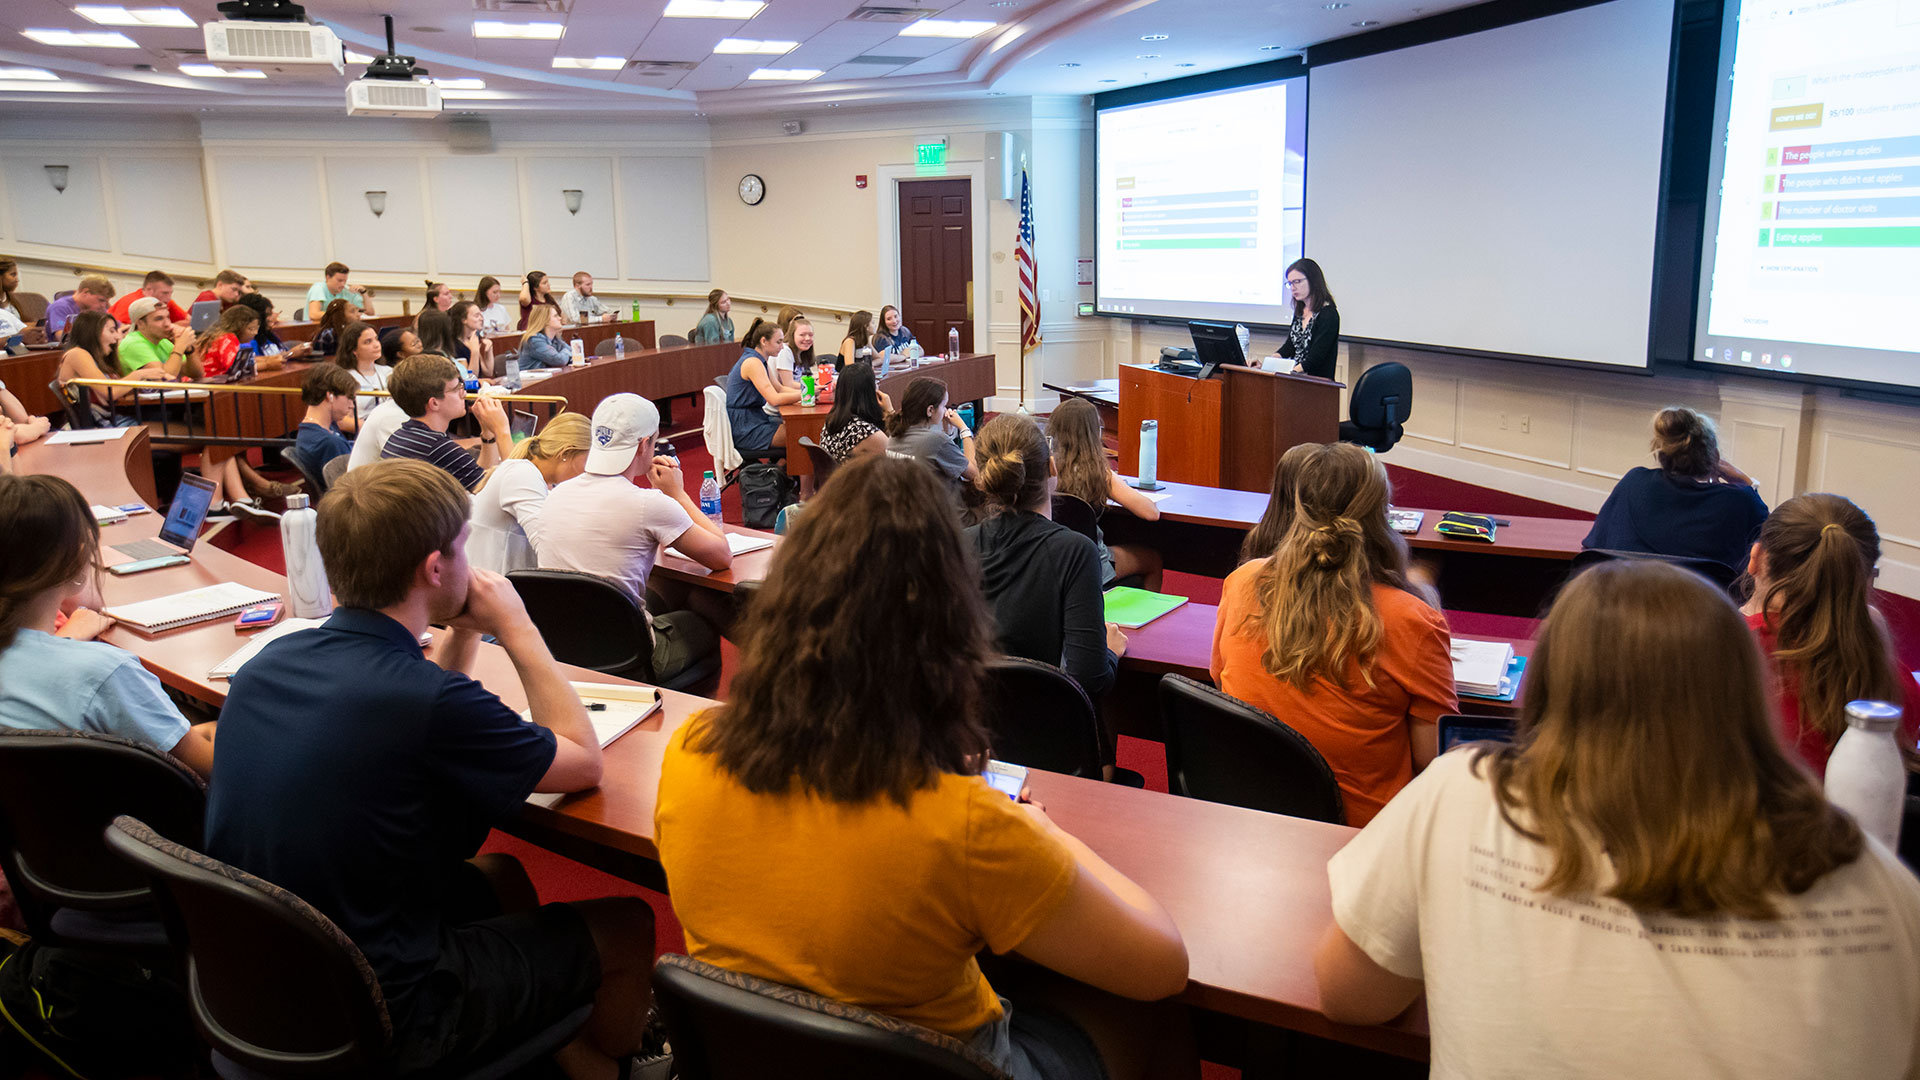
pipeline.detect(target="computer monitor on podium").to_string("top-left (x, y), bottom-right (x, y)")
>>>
top-left (1189, 321), bottom-right (1246, 380)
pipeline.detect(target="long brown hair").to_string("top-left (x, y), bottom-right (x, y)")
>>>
top-left (1246, 442), bottom-right (1409, 690)
top-left (315, 298), bottom-right (355, 353)
top-left (0, 474), bottom-right (101, 652)
top-left (1477, 560), bottom-right (1862, 918)
top-left (886, 376), bottom-right (947, 439)
top-left (68, 310), bottom-right (118, 368)
top-left (687, 455), bottom-right (994, 804)
top-left (415, 308), bottom-right (458, 359)
top-left (332, 321), bottom-right (377, 371)
top-left (1240, 449), bottom-right (1308, 564)
top-left (975, 413), bottom-right (1049, 515)
top-left (1752, 494), bottom-right (1905, 748)
top-left (1048, 398), bottom-right (1110, 515)
top-left (844, 310), bottom-right (872, 351)
top-left (1650, 405), bottom-right (1719, 479)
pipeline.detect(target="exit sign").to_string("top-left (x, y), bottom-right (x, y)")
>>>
top-left (916, 142), bottom-right (947, 166)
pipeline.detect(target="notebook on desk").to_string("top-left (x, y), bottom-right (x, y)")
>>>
top-left (1104, 587), bottom-right (1189, 629)
top-left (524, 683), bottom-right (665, 809)
top-left (105, 582), bottom-right (282, 635)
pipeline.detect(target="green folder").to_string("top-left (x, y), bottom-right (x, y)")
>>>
top-left (1103, 587), bottom-right (1189, 629)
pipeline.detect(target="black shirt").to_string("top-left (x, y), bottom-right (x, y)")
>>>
top-left (1583, 466), bottom-right (1769, 571)
top-left (967, 510), bottom-right (1116, 697)
top-left (204, 608), bottom-right (556, 1001)
top-left (1279, 303), bottom-right (1339, 379)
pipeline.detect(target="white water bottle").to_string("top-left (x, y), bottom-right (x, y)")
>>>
top-left (1826, 700), bottom-right (1906, 850)
top-left (1138, 419), bottom-right (1160, 490)
top-left (948, 326), bottom-right (960, 359)
top-left (279, 494), bottom-right (333, 619)
top-left (699, 470), bottom-right (723, 525)
top-left (614, 334), bottom-right (625, 360)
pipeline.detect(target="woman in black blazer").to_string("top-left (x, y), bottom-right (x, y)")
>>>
top-left (1279, 257), bottom-right (1339, 379)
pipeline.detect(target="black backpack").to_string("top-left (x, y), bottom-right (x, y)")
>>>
top-left (736, 462), bottom-right (796, 529)
top-left (0, 935), bottom-right (196, 1077)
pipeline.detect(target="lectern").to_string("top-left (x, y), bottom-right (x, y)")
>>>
top-left (1118, 364), bottom-right (1342, 491)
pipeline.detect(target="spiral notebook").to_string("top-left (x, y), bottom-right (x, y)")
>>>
top-left (105, 582), bottom-right (281, 635)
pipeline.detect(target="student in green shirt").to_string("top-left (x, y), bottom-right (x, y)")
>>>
top-left (116, 297), bottom-right (200, 380)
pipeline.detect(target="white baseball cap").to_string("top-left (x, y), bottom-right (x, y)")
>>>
top-left (128, 296), bottom-right (166, 324)
top-left (584, 393), bottom-right (660, 475)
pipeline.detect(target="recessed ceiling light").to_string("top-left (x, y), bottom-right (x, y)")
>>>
top-left (75, 5), bottom-right (195, 27)
top-left (899, 19), bottom-right (996, 38)
top-left (714, 38), bottom-right (797, 54)
top-left (1351, 19), bottom-right (1378, 26)
top-left (430, 77), bottom-right (486, 89)
top-left (472, 20), bottom-right (564, 39)
top-left (747, 67), bottom-right (821, 80)
top-left (988, 1), bottom-right (1018, 6)
top-left (1097, 78), bottom-right (1117, 83)
top-left (1174, 62), bottom-right (1195, 67)
top-left (551, 56), bottom-right (626, 69)
top-left (0, 67), bottom-right (61, 80)
top-left (345, 49), bottom-right (373, 63)
top-left (1259, 44), bottom-right (1289, 50)
top-left (24, 28), bottom-right (139, 47)
top-left (825, 101), bottom-right (840, 106)
top-left (1136, 53), bottom-right (1159, 59)
top-left (180, 63), bottom-right (265, 78)
top-left (1323, 2), bottom-right (1350, 7)
top-left (1057, 62), bottom-right (1079, 68)
top-left (663, 0), bottom-right (766, 17)
top-left (1140, 34), bottom-right (1168, 41)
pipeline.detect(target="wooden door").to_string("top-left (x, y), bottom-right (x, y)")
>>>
top-left (897, 179), bottom-right (972, 352)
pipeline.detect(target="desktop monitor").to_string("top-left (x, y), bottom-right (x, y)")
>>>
top-left (1189, 321), bottom-right (1246, 379)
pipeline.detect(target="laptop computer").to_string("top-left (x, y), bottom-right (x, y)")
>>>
top-left (189, 300), bottom-right (223, 334)
top-left (1438, 714), bottom-right (1516, 755)
top-left (112, 471), bottom-right (218, 562)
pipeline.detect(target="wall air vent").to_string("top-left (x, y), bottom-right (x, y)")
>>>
top-left (847, 54), bottom-right (916, 65)
top-left (846, 6), bottom-right (940, 22)
top-left (628, 60), bottom-right (699, 75)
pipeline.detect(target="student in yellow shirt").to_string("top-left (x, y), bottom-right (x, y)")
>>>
top-left (654, 454), bottom-right (1195, 1080)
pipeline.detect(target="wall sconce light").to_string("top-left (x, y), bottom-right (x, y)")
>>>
top-left (365, 190), bottom-right (387, 217)
top-left (563, 189), bottom-right (583, 215)
top-left (45, 165), bottom-right (69, 194)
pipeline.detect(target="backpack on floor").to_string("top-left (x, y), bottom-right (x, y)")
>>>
top-left (737, 463), bottom-right (796, 530)
top-left (0, 935), bottom-right (196, 1078)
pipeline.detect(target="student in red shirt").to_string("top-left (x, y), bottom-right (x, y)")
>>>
top-left (108, 270), bottom-right (190, 326)
top-left (193, 269), bottom-right (248, 309)
top-left (1742, 493), bottom-right (1919, 775)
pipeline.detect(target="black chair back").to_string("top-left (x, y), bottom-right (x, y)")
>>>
top-left (653, 953), bottom-right (1008, 1080)
top-left (982, 658), bottom-right (1106, 778)
top-left (1569, 547), bottom-right (1740, 593)
top-left (281, 445), bottom-right (327, 497)
top-left (1339, 362), bottom-right (1413, 453)
top-left (595, 336), bottom-right (643, 357)
top-left (1157, 675), bottom-right (1346, 823)
top-left (797, 435), bottom-right (838, 488)
top-left (53, 379), bottom-right (97, 429)
top-left (0, 730), bottom-right (205, 936)
top-left (1049, 494), bottom-right (1101, 546)
top-left (508, 569), bottom-right (655, 680)
top-left (103, 815), bottom-right (391, 1076)
top-left (659, 334), bottom-right (689, 348)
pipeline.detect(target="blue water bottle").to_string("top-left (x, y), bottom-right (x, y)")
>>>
top-left (699, 470), bottom-right (723, 524)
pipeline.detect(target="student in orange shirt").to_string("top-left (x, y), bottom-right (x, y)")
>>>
top-left (1211, 442), bottom-right (1455, 825)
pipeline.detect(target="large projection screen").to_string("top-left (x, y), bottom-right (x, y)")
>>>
top-left (1305, 0), bottom-right (1676, 369)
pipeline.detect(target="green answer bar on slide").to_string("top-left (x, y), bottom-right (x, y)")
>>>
top-left (1768, 226), bottom-right (1920, 248)
top-left (1118, 238), bottom-right (1255, 250)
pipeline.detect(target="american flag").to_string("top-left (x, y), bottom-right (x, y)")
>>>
top-left (1017, 167), bottom-right (1040, 355)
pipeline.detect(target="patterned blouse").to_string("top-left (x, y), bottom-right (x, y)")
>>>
top-left (821, 418), bottom-right (883, 463)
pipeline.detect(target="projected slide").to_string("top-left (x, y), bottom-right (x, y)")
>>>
top-left (1697, 0), bottom-right (1920, 387)
top-left (1096, 77), bottom-right (1307, 326)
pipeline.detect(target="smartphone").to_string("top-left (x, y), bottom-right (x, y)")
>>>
top-left (108, 554), bottom-right (189, 575)
top-left (983, 759), bottom-right (1028, 801)
top-left (236, 601), bottom-right (284, 628)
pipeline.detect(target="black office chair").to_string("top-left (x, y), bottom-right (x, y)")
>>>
top-left (982, 657), bottom-right (1107, 779)
top-left (797, 435), bottom-right (838, 489)
top-left (659, 334), bottom-right (689, 348)
top-left (104, 815), bottom-right (591, 1079)
top-left (1338, 361), bottom-right (1413, 453)
top-left (652, 953), bottom-right (1008, 1080)
top-left (53, 378), bottom-right (96, 429)
top-left (281, 445), bottom-right (327, 498)
top-left (1157, 675), bottom-right (1346, 824)
top-left (507, 569), bottom-right (720, 692)
top-left (0, 730), bottom-right (205, 949)
top-left (1049, 494), bottom-right (1102, 547)
top-left (595, 336), bottom-right (644, 357)
top-left (1569, 547), bottom-right (1741, 594)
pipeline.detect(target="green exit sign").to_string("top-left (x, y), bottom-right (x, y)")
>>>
top-left (916, 142), bottom-right (947, 166)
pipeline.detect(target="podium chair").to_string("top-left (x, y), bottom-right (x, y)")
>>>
top-left (1339, 362), bottom-right (1412, 453)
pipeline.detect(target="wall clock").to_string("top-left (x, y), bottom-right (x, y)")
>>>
top-left (738, 174), bottom-right (766, 206)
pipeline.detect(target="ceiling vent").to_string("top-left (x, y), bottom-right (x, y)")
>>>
top-left (472, 0), bottom-right (569, 12)
top-left (847, 54), bottom-right (916, 65)
top-left (846, 6), bottom-right (940, 22)
top-left (628, 59), bottom-right (699, 75)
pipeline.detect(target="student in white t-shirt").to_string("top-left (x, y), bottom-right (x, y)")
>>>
top-left (346, 397), bottom-right (408, 471)
top-left (531, 394), bottom-right (732, 683)
top-left (468, 412), bottom-right (590, 575)
top-left (1316, 560), bottom-right (1920, 1079)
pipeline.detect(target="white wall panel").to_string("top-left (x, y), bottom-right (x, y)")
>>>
top-left (3, 155), bottom-right (109, 252)
top-left (324, 157), bottom-right (428, 275)
top-left (110, 157), bottom-right (211, 263)
top-left (523, 157), bottom-right (616, 281)
top-left (214, 156), bottom-right (324, 271)
top-left (618, 157), bottom-right (709, 282)
top-left (427, 157), bottom-right (523, 278)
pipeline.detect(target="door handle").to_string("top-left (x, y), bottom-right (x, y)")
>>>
top-left (965, 280), bottom-right (974, 320)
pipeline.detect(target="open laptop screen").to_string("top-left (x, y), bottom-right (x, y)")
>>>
top-left (158, 472), bottom-right (218, 551)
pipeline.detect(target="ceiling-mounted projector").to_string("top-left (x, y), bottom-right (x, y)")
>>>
top-left (204, 0), bottom-right (343, 75)
top-left (346, 13), bottom-right (442, 118)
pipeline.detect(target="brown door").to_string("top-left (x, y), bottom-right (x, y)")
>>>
top-left (897, 179), bottom-right (972, 352)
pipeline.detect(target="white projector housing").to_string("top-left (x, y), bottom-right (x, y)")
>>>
top-left (204, 20), bottom-right (344, 75)
top-left (346, 78), bottom-right (442, 118)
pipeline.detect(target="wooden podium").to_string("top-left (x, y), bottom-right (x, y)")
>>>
top-left (1118, 364), bottom-right (1342, 491)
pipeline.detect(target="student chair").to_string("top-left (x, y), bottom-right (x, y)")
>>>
top-left (797, 435), bottom-right (838, 489)
top-left (281, 445), bottom-right (327, 498)
top-left (1338, 361), bottom-right (1413, 454)
top-left (0, 730), bottom-right (206, 949)
top-left (595, 336), bottom-right (644, 357)
top-left (102, 816), bottom-right (591, 1080)
top-left (652, 953), bottom-right (1009, 1080)
top-left (53, 379), bottom-right (96, 429)
top-left (659, 334), bottom-right (689, 348)
top-left (982, 658), bottom-right (1107, 779)
top-left (321, 453), bottom-right (351, 489)
top-left (1157, 675), bottom-right (1347, 824)
top-left (507, 568), bottom-right (721, 692)
top-left (1049, 494), bottom-right (1102, 547)
top-left (1569, 547), bottom-right (1741, 594)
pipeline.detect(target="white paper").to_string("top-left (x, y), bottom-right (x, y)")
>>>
top-left (47, 427), bottom-right (130, 445)
top-left (207, 618), bottom-right (328, 679)
top-left (91, 504), bottom-right (129, 524)
top-left (524, 682), bottom-right (664, 808)
top-left (1451, 639), bottom-right (1516, 695)
top-left (671, 532), bottom-right (774, 562)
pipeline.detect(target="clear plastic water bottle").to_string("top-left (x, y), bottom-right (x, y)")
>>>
top-left (699, 470), bottom-right (723, 524)
top-left (614, 334), bottom-right (625, 361)
top-left (879, 346), bottom-right (894, 376)
top-left (1138, 419), bottom-right (1161, 490)
top-left (1827, 700), bottom-right (1906, 850)
top-left (279, 494), bottom-right (333, 619)
top-left (502, 353), bottom-right (521, 391)
top-left (948, 326), bottom-right (960, 360)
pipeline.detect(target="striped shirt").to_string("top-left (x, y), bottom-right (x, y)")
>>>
top-left (380, 419), bottom-right (484, 491)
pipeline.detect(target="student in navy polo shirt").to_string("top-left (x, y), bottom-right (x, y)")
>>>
top-left (204, 460), bottom-right (656, 1077)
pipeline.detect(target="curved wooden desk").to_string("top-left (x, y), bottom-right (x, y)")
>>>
top-left (513, 341), bottom-right (739, 417)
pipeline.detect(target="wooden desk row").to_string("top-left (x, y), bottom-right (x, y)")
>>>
top-left (485, 318), bottom-right (659, 362)
top-left (14, 427), bottom-right (1430, 1061)
top-left (778, 352), bottom-right (997, 480)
